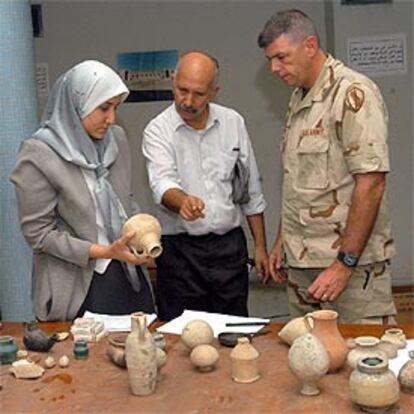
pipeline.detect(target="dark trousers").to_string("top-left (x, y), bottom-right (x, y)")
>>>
top-left (77, 260), bottom-right (155, 317)
top-left (155, 227), bottom-right (249, 321)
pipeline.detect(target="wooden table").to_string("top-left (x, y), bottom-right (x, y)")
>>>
top-left (1, 322), bottom-right (413, 413)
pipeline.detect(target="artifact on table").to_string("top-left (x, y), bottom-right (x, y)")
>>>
top-left (125, 312), bottom-right (157, 396)
top-left (107, 332), bottom-right (167, 369)
top-left (70, 317), bottom-right (107, 342)
top-left (54, 332), bottom-right (70, 342)
top-left (349, 356), bottom-right (399, 413)
top-left (304, 310), bottom-right (348, 372)
top-left (181, 320), bottom-right (214, 350)
top-left (377, 340), bottom-right (398, 359)
top-left (398, 350), bottom-right (414, 394)
top-left (278, 314), bottom-right (313, 346)
top-left (17, 350), bottom-right (29, 360)
top-left (288, 333), bottom-right (329, 396)
top-left (346, 336), bottom-right (388, 369)
top-left (380, 328), bottom-right (407, 349)
top-left (73, 339), bottom-right (89, 360)
top-left (122, 213), bottom-right (163, 258)
top-left (0, 335), bottom-right (18, 365)
top-left (190, 344), bottom-right (219, 372)
top-left (23, 321), bottom-right (57, 352)
top-left (59, 355), bottom-right (70, 368)
top-left (10, 359), bottom-right (45, 379)
top-left (44, 356), bottom-right (56, 368)
top-left (230, 337), bottom-right (260, 383)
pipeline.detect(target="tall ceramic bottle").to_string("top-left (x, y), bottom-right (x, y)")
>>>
top-left (125, 312), bottom-right (157, 396)
top-left (305, 310), bottom-right (349, 372)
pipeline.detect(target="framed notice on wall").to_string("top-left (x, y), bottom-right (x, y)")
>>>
top-left (117, 50), bottom-right (179, 103)
top-left (347, 34), bottom-right (406, 76)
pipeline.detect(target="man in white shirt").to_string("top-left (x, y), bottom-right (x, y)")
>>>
top-left (142, 51), bottom-right (268, 320)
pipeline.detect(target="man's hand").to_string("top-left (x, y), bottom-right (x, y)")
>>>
top-left (308, 261), bottom-right (353, 302)
top-left (268, 237), bottom-right (288, 284)
top-left (179, 195), bottom-right (205, 221)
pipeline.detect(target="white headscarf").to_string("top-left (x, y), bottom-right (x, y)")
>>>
top-left (33, 61), bottom-right (142, 292)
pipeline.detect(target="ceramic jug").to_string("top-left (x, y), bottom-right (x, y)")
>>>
top-left (350, 356), bottom-right (399, 412)
top-left (288, 333), bottom-right (329, 396)
top-left (278, 314), bottom-right (313, 346)
top-left (122, 214), bottom-right (163, 258)
top-left (305, 310), bottom-right (348, 372)
top-left (125, 312), bottom-right (157, 396)
top-left (230, 337), bottom-right (260, 383)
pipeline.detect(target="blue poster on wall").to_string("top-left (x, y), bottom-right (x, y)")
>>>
top-left (117, 49), bottom-right (179, 102)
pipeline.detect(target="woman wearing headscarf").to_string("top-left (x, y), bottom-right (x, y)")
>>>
top-left (11, 60), bottom-right (155, 321)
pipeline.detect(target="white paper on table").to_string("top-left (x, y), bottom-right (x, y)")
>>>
top-left (388, 339), bottom-right (414, 376)
top-left (156, 309), bottom-right (270, 337)
top-left (82, 311), bottom-right (157, 332)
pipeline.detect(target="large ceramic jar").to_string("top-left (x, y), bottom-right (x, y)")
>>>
top-left (305, 310), bottom-right (348, 372)
top-left (125, 312), bottom-right (157, 396)
top-left (230, 337), bottom-right (260, 383)
top-left (398, 350), bottom-right (414, 394)
top-left (347, 336), bottom-right (388, 369)
top-left (380, 328), bottom-right (407, 349)
top-left (122, 213), bottom-right (163, 258)
top-left (349, 357), bottom-right (399, 412)
top-left (288, 333), bottom-right (329, 396)
top-left (0, 335), bottom-right (18, 365)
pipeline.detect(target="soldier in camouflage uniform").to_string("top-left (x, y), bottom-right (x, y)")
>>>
top-left (257, 9), bottom-right (396, 323)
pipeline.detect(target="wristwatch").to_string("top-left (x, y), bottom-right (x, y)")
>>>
top-left (337, 251), bottom-right (359, 268)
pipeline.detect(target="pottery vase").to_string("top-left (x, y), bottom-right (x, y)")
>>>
top-left (230, 337), bottom-right (260, 383)
top-left (288, 333), bottom-right (329, 396)
top-left (122, 214), bottom-right (163, 258)
top-left (398, 350), bottom-right (414, 394)
top-left (125, 312), bottom-right (157, 396)
top-left (350, 357), bottom-right (399, 412)
top-left (305, 310), bottom-right (348, 372)
top-left (380, 328), bottom-right (407, 349)
top-left (347, 336), bottom-right (388, 369)
top-left (278, 314), bottom-right (313, 346)
top-left (0, 335), bottom-right (18, 365)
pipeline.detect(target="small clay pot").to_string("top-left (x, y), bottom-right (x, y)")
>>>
top-left (190, 344), bottom-right (219, 372)
top-left (380, 328), bottom-right (406, 349)
top-left (377, 340), bottom-right (398, 359)
top-left (398, 350), bottom-right (414, 394)
top-left (230, 337), bottom-right (260, 384)
top-left (0, 335), bottom-right (18, 365)
top-left (347, 336), bottom-right (388, 369)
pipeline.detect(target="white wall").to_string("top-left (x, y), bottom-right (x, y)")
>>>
top-left (33, 0), bottom-right (412, 285)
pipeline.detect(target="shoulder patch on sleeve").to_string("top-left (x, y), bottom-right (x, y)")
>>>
top-left (345, 86), bottom-right (365, 112)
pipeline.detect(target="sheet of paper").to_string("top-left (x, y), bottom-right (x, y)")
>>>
top-left (82, 311), bottom-right (157, 332)
top-left (388, 338), bottom-right (414, 376)
top-left (156, 310), bottom-right (269, 337)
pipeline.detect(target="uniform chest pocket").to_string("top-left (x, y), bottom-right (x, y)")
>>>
top-left (296, 137), bottom-right (329, 189)
top-left (220, 151), bottom-right (238, 181)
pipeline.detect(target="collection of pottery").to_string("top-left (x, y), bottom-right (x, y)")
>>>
top-left (288, 333), bottom-right (329, 396)
top-left (350, 356), bottom-right (399, 412)
top-left (122, 213), bottom-right (163, 258)
top-left (125, 312), bottom-right (157, 396)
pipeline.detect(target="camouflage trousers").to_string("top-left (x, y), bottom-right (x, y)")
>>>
top-left (287, 261), bottom-right (397, 324)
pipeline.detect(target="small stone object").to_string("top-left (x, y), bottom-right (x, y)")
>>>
top-left (44, 356), bottom-right (56, 368)
top-left (288, 333), bottom-right (329, 396)
top-left (0, 335), bottom-right (18, 365)
top-left (59, 355), bottom-right (70, 368)
top-left (16, 350), bottom-right (29, 360)
top-left (70, 317), bottom-right (107, 342)
top-left (10, 359), bottom-right (45, 379)
top-left (350, 357), bottom-right (399, 412)
top-left (73, 339), bottom-right (89, 360)
top-left (381, 328), bottom-right (407, 349)
top-left (181, 320), bottom-right (214, 350)
top-left (230, 337), bottom-right (261, 384)
top-left (398, 350), bottom-right (414, 394)
top-left (190, 344), bottom-right (219, 372)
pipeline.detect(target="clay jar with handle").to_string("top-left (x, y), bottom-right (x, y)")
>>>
top-left (304, 310), bottom-right (348, 373)
top-left (125, 312), bottom-right (157, 396)
top-left (122, 213), bottom-right (163, 258)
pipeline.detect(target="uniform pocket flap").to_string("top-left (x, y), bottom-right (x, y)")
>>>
top-left (297, 137), bottom-right (329, 154)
